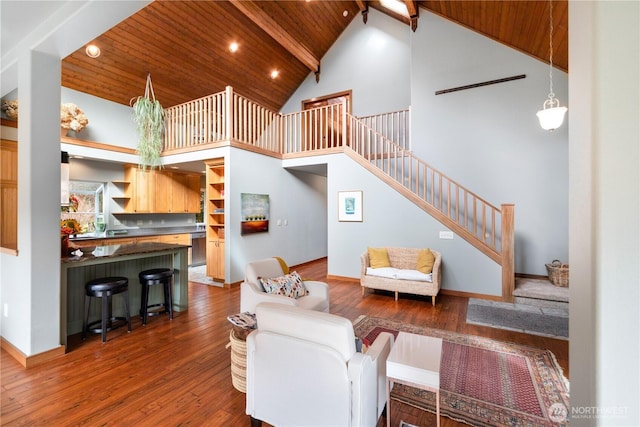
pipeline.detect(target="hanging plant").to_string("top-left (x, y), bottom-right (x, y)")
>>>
top-left (130, 73), bottom-right (165, 169)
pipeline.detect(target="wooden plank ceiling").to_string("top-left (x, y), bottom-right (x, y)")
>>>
top-left (61, 0), bottom-right (568, 112)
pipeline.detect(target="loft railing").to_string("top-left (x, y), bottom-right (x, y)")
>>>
top-left (357, 109), bottom-right (410, 151)
top-left (164, 90), bottom-right (228, 150)
top-left (162, 87), bottom-right (514, 298)
top-left (281, 103), bottom-right (346, 154)
top-left (164, 86), bottom-right (281, 153)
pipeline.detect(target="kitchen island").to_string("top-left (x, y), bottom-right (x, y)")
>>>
top-left (61, 242), bottom-right (190, 349)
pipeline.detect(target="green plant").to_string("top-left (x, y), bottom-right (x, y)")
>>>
top-left (131, 73), bottom-right (165, 169)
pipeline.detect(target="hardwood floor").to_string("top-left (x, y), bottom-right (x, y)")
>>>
top-left (1, 258), bottom-right (568, 426)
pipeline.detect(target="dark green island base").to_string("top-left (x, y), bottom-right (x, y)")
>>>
top-left (60, 242), bottom-right (190, 349)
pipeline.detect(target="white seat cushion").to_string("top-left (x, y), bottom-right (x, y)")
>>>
top-left (395, 269), bottom-right (433, 282)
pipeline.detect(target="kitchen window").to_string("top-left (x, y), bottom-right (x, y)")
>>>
top-left (61, 181), bottom-right (105, 234)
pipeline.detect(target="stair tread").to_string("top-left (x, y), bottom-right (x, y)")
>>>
top-left (513, 278), bottom-right (569, 302)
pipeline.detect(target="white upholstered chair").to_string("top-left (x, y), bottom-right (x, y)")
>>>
top-left (246, 303), bottom-right (394, 427)
top-left (240, 257), bottom-right (330, 313)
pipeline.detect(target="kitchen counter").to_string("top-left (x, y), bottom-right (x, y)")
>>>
top-left (61, 241), bottom-right (191, 263)
top-left (60, 242), bottom-right (190, 349)
top-left (70, 226), bottom-right (205, 242)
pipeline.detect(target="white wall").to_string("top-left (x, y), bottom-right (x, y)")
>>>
top-left (410, 12), bottom-right (568, 276)
top-left (283, 8), bottom-right (568, 277)
top-left (326, 153), bottom-right (501, 295)
top-left (62, 88), bottom-right (137, 148)
top-left (227, 149), bottom-right (327, 284)
top-left (569, 2), bottom-right (640, 425)
top-left (0, 51), bottom-right (62, 354)
top-left (281, 10), bottom-right (411, 115)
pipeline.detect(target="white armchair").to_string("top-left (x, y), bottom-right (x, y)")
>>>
top-left (240, 257), bottom-right (330, 313)
top-left (246, 303), bottom-right (394, 427)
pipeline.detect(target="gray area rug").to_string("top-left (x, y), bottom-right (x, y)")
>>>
top-left (466, 298), bottom-right (568, 340)
top-left (188, 265), bottom-right (223, 287)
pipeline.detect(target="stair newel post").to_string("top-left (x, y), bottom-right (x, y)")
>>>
top-left (277, 113), bottom-right (283, 154)
top-left (501, 203), bottom-right (515, 302)
top-left (225, 86), bottom-right (234, 141)
top-left (342, 100), bottom-right (348, 148)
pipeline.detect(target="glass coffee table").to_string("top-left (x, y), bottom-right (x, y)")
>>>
top-left (386, 332), bottom-right (443, 427)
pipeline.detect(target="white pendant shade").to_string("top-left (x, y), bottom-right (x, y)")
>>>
top-left (537, 0), bottom-right (567, 132)
top-left (537, 105), bottom-right (567, 131)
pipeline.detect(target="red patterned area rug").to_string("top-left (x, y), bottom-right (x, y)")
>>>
top-left (353, 316), bottom-right (570, 427)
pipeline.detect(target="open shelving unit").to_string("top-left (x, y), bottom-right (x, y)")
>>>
top-left (205, 159), bottom-right (225, 281)
top-left (110, 180), bottom-right (131, 213)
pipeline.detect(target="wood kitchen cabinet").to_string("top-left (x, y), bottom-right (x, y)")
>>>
top-left (0, 140), bottom-right (18, 252)
top-left (206, 239), bottom-right (224, 280)
top-left (124, 165), bottom-right (155, 213)
top-left (183, 174), bottom-right (201, 213)
top-left (167, 172), bottom-right (201, 213)
top-left (121, 165), bottom-right (200, 214)
top-left (153, 171), bottom-right (173, 212)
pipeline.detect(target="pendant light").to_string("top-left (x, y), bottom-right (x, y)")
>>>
top-left (536, 0), bottom-right (567, 131)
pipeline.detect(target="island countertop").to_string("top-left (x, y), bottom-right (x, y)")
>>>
top-left (61, 242), bottom-right (191, 264)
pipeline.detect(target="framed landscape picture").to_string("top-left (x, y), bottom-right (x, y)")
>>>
top-left (241, 193), bottom-right (270, 235)
top-left (338, 191), bottom-right (363, 222)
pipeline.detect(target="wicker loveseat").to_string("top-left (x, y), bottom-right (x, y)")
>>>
top-left (360, 247), bottom-right (442, 306)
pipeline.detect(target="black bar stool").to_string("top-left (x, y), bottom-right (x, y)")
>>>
top-left (82, 277), bottom-right (132, 343)
top-left (139, 268), bottom-right (174, 325)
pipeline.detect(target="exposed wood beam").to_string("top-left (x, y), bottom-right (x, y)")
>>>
top-left (404, 0), bottom-right (417, 16)
top-left (355, 0), bottom-right (368, 24)
top-left (229, 0), bottom-right (320, 77)
top-left (405, 0), bottom-right (418, 31)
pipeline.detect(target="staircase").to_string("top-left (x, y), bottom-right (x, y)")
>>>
top-left (162, 87), bottom-right (515, 300)
top-left (343, 112), bottom-right (515, 300)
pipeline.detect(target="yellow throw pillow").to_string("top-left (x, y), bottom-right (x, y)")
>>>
top-left (417, 249), bottom-right (435, 274)
top-left (368, 247), bottom-right (391, 268)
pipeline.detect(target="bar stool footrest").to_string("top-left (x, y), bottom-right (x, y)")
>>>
top-left (87, 317), bottom-right (130, 335)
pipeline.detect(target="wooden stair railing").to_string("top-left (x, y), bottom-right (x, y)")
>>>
top-left (345, 113), bottom-right (515, 299)
top-left (357, 109), bottom-right (411, 152)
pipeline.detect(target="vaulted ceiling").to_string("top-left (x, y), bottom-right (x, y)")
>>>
top-left (61, 0), bottom-right (568, 113)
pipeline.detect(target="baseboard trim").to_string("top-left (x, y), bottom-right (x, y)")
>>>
top-left (439, 289), bottom-right (504, 301)
top-left (326, 274), bottom-right (360, 284)
top-left (1, 337), bottom-right (65, 368)
top-left (515, 273), bottom-right (550, 280)
top-left (291, 256), bottom-right (328, 270)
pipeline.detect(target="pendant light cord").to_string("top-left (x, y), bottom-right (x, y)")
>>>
top-left (547, 0), bottom-right (555, 101)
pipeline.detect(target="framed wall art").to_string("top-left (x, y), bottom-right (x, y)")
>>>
top-left (241, 193), bottom-right (270, 235)
top-left (338, 190), bottom-right (363, 222)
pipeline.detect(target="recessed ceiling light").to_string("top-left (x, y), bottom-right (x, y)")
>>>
top-left (229, 42), bottom-right (239, 53)
top-left (170, 166), bottom-right (180, 169)
top-left (270, 70), bottom-right (279, 79)
top-left (85, 44), bottom-right (101, 58)
top-left (343, 10), bottom-right (348, 17)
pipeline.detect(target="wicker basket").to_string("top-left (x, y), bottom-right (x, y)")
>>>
top-left (229, 330), bottom-right (247, 393)
top-left (545, 260), bottom-right (569, 287)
